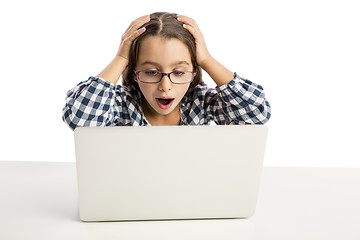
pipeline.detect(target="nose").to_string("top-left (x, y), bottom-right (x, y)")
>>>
top-left (158, 74), bottom-right (172, 92)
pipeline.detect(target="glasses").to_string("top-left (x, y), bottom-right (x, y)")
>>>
top-left (134, 70), bottom-right (196, 84)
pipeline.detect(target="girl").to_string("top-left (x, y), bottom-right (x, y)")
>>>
top-left (62, 12), bottom-right (271, 130)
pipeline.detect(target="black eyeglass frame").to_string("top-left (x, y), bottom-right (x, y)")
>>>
top-left (133, 70), bottom-right (197, 84)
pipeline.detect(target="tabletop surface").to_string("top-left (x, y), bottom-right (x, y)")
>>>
top-left (0, 161), bottom-right (359, 240)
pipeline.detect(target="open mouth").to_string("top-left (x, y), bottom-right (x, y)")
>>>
top-left (156, 98), bottom-right (175, 110)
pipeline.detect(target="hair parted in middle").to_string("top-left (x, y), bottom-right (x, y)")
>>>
top-left (122, 12), bottom-right (206, 95)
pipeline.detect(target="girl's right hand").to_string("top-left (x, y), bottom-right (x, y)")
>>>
top-left (116, 15), bottom-right (151, 62)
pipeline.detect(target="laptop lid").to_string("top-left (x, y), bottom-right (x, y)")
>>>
top-left (74, 125), bottom-right (268, 221)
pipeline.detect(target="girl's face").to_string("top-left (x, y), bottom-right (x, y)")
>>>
top-left (135, 36), bottom-right (193, 120)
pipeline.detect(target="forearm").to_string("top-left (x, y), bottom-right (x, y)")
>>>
top-left (96, 56), bottom-right (128, 85)
top-left (201, 56), bottom-right (235, 87)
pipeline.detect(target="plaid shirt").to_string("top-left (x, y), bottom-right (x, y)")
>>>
top-left (62, 72), bottom-right (271, 130)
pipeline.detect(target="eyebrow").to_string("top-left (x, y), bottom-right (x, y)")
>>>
top-left (140, 61), bottom-right (190, 67)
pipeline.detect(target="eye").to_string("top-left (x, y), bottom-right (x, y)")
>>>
top-left (144, 70), bottom-right (159, 76)
top-left (173, 71), bottom-right (185, 76)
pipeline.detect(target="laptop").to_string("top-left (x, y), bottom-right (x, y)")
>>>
top-left (74, 125), bottom-right (268, 222)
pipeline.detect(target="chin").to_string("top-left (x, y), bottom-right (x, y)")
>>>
top-left (155, 108), bottom-right (174, 115)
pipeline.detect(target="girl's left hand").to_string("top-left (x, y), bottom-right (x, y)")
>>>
top-left (177, 15), bottom-right (212, 68)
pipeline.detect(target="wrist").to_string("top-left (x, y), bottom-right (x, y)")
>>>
top-left (114, 55), bottom-right (128, 64)
top-left (199, 55), bottom-right (214, 72)
top-left (199, 56), bottom-right (234, 87)
top-left (96, 56), bottom-right (129, 85)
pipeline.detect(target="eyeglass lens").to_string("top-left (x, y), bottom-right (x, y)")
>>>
top-left (139, 71), bottom-right (193, 83)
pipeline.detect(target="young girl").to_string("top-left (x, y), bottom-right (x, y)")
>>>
top-left (62, 12), bottom-right (271, 130)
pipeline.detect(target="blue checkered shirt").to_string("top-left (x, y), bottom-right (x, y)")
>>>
top-left (62, 72), bottom-right (271, 130)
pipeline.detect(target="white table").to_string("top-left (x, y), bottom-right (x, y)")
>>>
top-left (0, 161), bottom-right (359, 240)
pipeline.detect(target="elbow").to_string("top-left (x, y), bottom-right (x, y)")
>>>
top-left (62, 106), bottom-right (115, 131)
top-left (242, 100), bottom-right (271, 125)
top-left (256, 100), bottom-right (271, 124)
top-left (227, 100), bottom-right (272, 125)
top-left (62, 108), bottom-right (78, 131)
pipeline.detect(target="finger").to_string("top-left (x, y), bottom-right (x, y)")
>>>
top-left (182, 23), bottom-right (202, 40)
top-left (125, 26), bottom-right (146, 43)
top-left (177, 15), bottom-right (198, 28)
top-left (124, 27), bottom-right (146, 51)
top-left (123, 15), bottom-right (150, 39)
top-left (119, 27), bottom-right (146, 58)
top-left (182, 24), bottom-right (197, 38)
top-left (125, 15), bottom-right (150, 35)
top-left (125, 15), bottom-right (150, 32)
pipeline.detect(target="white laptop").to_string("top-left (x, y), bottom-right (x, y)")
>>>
top-left (74, 125), bottom-right (268, 222)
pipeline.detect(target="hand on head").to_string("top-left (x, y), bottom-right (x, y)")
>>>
top-left (116, 15), bottom-right (151, 62)
top-left (176, 15), bottom-right (212, 68)
top-left (116, 13), bottom-right (211, 69)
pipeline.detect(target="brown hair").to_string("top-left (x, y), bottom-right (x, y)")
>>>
top-left (122, 12), bottom-right (206, 95)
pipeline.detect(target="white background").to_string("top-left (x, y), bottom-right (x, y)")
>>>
top-left (0, 0), bottom-right (359, 167)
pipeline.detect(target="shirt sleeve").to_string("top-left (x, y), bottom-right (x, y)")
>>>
top-left (62, 76), bottom-right (120, 131)
top-left (205, 72), bottom-right (271, 125)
